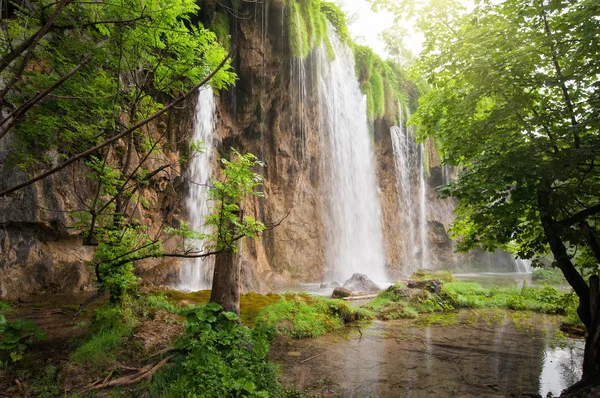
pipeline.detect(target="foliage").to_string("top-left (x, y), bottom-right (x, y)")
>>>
top-left (320, 2), bottom-right (351, 44)
top-left (169, 149), bottom-right (266, 256)
top-left (28, 365), bottom-right (61, 398)
top-left (0, 302), bottom-right (46, 365)
top-left (150, 303), bottom-right (280, 397)
top-left (2, 0), bottom-right (235, 171)
top-left (443, 282), bottom-right (574, 315)
top-left (71, 305), bottom-right (134, 366)
top-left (353, 45), bottom-right (417, 123)
top-left (146, 290), bottom-right (281, 326)
top-left (256, 293), bottom-right (373, 338)
top-left (410, 0), bottom-right (600, 275)
top-left (532, 268), bottom-right (567, 285)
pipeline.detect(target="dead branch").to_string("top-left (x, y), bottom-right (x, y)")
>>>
top-left (139, 346), bottom-right (177, 362)
top-left (73, 288), bottom-right (106, 317)
top-left (89, 354), bottom-right (173, 390)
top-left (299, 352), bottom-right (326, 364)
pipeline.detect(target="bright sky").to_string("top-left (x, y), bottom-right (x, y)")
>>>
top-left (336, 0), bottom-right (396, 57)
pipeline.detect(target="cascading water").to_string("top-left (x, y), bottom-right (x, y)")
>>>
top-left (418, 139), bottom-right (430, 269)
top-left (178, 87), bottom-right (216, 291)
top-left (390, 107), bottom-right (430, 273)
top-left (515, 258), bottom-right (533, 273)
top-left (390, 126), bottom-right (418, 269)
top-left (317, 25), bottom-right (387, 283)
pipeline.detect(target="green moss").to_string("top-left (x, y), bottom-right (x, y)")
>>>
top-left (288, 0), bottom-right (310, 59)
top-left (410, 269), bottom-right (455, 282)
top-left (255, 293), bottom-right (373, 337)
top-left (320, 1), bottom-right (351, 44)
top-left (150, 290), bottom-right (280, 326)
top-left (210, 11), bottom-right (231, 51)
top-left (370, 70), bottom-right (385, 119)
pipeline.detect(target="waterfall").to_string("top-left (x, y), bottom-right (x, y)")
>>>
top-left (390, 107), bottom-right (429, 273)
top-left (178, 87), bottom-right (216, 291)
top-left (515, 258), bottom-right (532, 273)
top-left (317, 25), bottom-right (387, 283)
top-left (390, 126), bottom-right (418, 270)
top-left (418, 140), bottom-right (430, 269)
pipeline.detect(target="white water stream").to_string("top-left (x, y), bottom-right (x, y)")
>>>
top-left (178, 87), bottom-right (216, 291)
top-left (390, 114), bottom-right (430, 272)
top-left (317, 26), bottom-right (387, 283)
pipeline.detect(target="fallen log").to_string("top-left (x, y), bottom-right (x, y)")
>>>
top-left (342, 294), bottom-right (378, 301)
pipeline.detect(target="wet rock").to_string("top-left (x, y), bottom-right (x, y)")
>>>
top-left (331, 287), bottom-right (352, 298)
top-left (342, 273), bottom-right (380, 294)
top-left (407, 279), bottom-right (442, 293)
top-left (320, 281), bottom-right (341, 288)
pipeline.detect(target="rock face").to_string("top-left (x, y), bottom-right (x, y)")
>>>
top-left (342, 273), bottom-right (380, 294)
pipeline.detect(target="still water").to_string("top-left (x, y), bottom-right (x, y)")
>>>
top-left (271, 309), bottom-right (582, 397)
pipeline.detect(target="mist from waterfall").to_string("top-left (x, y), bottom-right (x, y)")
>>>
top-left (390, 107), bottom-right (430, 273)
top-left (317, 25), bottom-right (387, 283)
top-left (178, 87), bottom-right (216, 291)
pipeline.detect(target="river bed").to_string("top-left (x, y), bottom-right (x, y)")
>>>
top-left (270, 309), bottom-right (583, 397)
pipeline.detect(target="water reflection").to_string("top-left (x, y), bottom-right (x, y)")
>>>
top-left (270, 310), bottom-right (583, 397)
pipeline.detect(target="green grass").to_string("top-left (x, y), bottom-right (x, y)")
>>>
top-left (256, 293), bottom-right (373, 337)
top-left (443, 281), bottom-right (571, 313)
top-left (532, 268), bottom-right (566, 285)
top-left (410, 269), bottom-right (455, 282)
top-left (364, 280), bottom-right (581, 328)
top-left (71, 306), bottom-right (135, 366)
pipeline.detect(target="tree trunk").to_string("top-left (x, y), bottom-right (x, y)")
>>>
top-left (209, 249), bottom-right (241, 317)
top-left (538, 187), bottom-right (600, 391)
top-left (582, 276), bottom-right (600, 382)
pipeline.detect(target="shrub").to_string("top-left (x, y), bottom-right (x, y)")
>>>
top-left (532, 268), bottom-right (565, 285)
top-left (150, 303), bottom-right (280, 397)
top-left (0, 301), bottom-right (46, 365)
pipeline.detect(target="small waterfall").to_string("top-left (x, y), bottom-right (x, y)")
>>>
top-left (515, 258), bottom-right (532, 273)
top-left (178, 87), bottom-right (216, 291)
top-left (390, 107), bottom-right (429, 273)
top-left (317, 25), bottom-right (387, 283)
top-left (418, 140), bottom-right (430, 269)
top-left (390, 126), bottom-right (418, 269)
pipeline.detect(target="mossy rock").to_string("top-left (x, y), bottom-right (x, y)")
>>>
top-left (410, 269), bottom-right (454, 283)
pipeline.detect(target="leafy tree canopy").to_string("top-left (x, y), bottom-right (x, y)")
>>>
top-left (0, 0), bottom-right (235, 171)
top-left (396, 0), bottom-right (600, 386)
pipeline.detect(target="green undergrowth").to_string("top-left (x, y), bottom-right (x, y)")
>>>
top-left (149, 303), bottom-right (282, 397)
top-left (531, 268), bottom-right (566, 285)
top-left (152, 290), bottom-right (281, 325)
top-left (70, 305), bottom-right (136, 366)
top-left (365, 278), bottom-right (582, 328)
top-left (443, 282), bottom-right (576, 314)
top-left (255, 293), bottom-right (374, 338)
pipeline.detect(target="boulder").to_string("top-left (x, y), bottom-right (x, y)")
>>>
top-left (331, 287), bottom-right (353, 298)
top-left (342, 273), bottom-right (380, 294)
top-left (320, 281), bottom-right (341, 289)
top-left (407, 279), bottom-right (442, 293)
